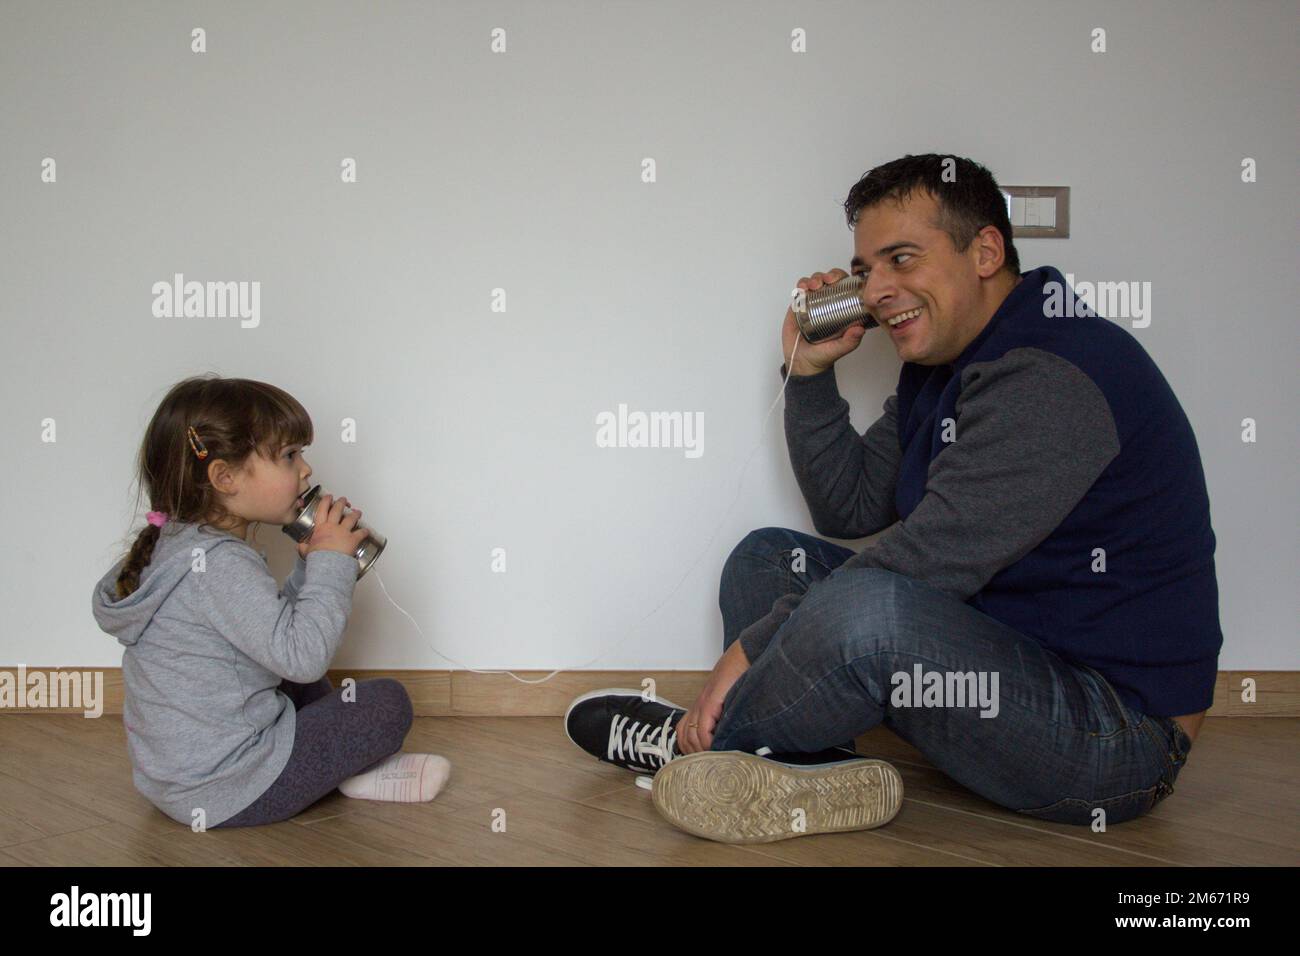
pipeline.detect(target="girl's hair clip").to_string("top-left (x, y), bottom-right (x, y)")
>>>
top-left (187, 425), bottom-right (209, 460)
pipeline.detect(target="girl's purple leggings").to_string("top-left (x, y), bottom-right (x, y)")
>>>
top-left (213, 676), bottom-right (413, 827)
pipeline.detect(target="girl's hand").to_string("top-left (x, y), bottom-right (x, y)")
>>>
top-left (297, 496), bottom-right (349, 558)
top-left (301, 494), bottom-right (367, 558)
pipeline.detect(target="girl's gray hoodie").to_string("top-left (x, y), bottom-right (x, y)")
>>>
top-left (90, 521), bottom-right (357, 827)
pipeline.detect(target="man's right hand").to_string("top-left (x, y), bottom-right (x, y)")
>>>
top-left (782, 268), bottom-right (871, 376)
top-left (677, 639), bottom-right (751, 754)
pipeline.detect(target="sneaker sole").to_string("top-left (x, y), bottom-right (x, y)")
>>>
top-left (651, 750), bottom-right (903, 844)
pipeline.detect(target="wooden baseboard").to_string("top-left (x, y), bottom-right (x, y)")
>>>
top-left (0, 667), bottom-right (1296, 717)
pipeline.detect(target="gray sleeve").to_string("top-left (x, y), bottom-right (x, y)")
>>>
top-left (739, 349), bottom-right (1120, 662)
top-left (739, 589), bottom-right (807, 663)
top-left (196, 545), bottom-right (358, 683)
top-left (281, 554), bottom-right (308, 602)
top-left (780, 362), bottom-right (901, 538)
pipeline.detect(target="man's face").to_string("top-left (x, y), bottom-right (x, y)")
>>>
top-left (851, 190), bottom-right (986, 366)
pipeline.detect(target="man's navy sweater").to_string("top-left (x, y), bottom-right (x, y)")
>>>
top-left (753, 264), bottom-right (1222, 716)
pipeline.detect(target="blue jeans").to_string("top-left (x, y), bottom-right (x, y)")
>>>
top-left (709, 527), bottom-right (1194, 826)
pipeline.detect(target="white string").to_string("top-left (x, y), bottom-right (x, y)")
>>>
top-left (369, 333), bottom-right (802, 684)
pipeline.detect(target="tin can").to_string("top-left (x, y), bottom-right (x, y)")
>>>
top-left (794, 273), bottom-right (879, 343)
top-left (282, 484), bottom-right (386, 579)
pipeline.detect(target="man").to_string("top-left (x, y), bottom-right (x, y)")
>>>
top-left (566, 154), bottom-right (1222, 844)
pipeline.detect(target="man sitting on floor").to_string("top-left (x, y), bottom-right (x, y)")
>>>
top-left (567, 153), bottom-right (1221, 845)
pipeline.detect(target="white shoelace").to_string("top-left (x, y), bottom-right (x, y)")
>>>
top-left (607, 712), bottom-right (679, 771)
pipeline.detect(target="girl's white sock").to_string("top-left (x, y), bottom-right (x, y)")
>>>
top-left (338, 752), bottom-right (450, 803)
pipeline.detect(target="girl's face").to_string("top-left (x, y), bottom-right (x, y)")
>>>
top-left (215, 442), bottom-right (314, 534)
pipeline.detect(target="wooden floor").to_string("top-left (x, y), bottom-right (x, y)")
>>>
top-left (1, 714), bottom-right (1296, 866)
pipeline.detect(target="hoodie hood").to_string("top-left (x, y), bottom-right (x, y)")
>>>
top-left (91, 522), bottom-right (255, 647)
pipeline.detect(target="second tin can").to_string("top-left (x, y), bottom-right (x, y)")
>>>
top-left (794, 274), bottom-right (879, 343)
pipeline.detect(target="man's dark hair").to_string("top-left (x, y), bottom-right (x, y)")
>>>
top-left (842, 154), bottom-right (1021, 276)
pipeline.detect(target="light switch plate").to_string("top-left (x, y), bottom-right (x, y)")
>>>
top-left (1000, 185), bottom-right (1070, 238)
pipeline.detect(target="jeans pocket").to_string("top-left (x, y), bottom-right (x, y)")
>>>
top-left (1164, 716), bottom-right (1194, 760)
top-left (1014, 785), bottom-right (1163, 826)
top-left (1143, 715), bottom-right (1192, 781)
top-left (1079, 663), bottom-right (1137, 733)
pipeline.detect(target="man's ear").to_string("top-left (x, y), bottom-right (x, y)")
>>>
top-left (973, 224), bottom-right (1007, 279)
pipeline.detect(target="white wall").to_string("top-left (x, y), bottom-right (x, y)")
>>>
top-left (2, 0), bottom-right (1295, 672)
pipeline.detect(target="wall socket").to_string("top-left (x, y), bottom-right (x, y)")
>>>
top-left (1000, 185), bottom-right (1070, 238)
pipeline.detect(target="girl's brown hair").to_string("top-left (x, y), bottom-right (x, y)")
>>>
top-left (114, 375), bottom-right (313, 599)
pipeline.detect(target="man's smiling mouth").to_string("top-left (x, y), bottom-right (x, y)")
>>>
top-left (884, 306), bottom-right (923, 332)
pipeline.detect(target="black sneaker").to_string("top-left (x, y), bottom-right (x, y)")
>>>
top-left (564, 688), bottom-right (686, 774)
top-left (651, 748), bottom-right (903, 844)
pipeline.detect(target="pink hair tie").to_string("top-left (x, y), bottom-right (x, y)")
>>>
top-left (146, 511), bottom-right (170, 527)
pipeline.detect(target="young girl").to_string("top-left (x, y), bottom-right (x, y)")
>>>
top-left (91, 374), bottom-right (450, 828)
